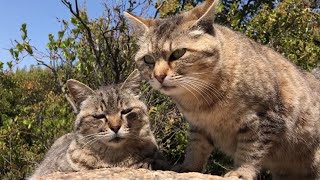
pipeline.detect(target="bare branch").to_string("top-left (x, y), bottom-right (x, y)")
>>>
top-left (154, 1), bottom-right (165, 18)
top-left (61, 0), bottom-right (105, 84)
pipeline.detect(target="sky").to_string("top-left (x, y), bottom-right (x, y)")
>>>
top-left (0, 0), bottom-right (104, 69)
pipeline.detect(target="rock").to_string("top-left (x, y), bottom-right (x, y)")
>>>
top-left (37, 167), bottom-right (227, 180)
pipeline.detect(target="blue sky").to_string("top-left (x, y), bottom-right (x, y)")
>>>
top-left (0, 0), bottom-right (104, 69)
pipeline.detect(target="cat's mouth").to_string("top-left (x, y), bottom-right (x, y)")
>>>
top-left (160, 85), bottom-right (176, 91)
top-left (109, 136), bottom-right (124, 143)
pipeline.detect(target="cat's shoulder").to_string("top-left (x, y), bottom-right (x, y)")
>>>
top-left (46, 133), bottom-right (75, 155)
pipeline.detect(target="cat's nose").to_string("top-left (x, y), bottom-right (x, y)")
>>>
top-left (155, 74), bottom-right (166, 83)
top-left (110, 125), bottom-right (121, 133)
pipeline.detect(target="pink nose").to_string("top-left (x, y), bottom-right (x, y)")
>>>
top-left (110, 125), bottom-right (121, 133)
top-left (155, 75), bottom-right (166, 83)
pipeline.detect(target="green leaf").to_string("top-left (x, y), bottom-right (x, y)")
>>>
top-left (16, 44), bottom-right (23, 52)
top-left (24, 43), bottom-right (33, 54)
top-left (9, 48), bottom-right (14, 56)
top-left (58, 30), bottom-right (65, 39)
top-left (20, 23), bottom-right (27, 40)
top-left (6, 61), bottom-right (13, 68)
top-left (62, 20), bottom-right (68, 26)
top-left (0, 61), bottom-right (3, 70)
top-left (70, 17), bottom-right (77, 25)
top-left (72, 28), bottom-right (80, 35)
top-left (21, 33), bottom-right (26, 41)
top-left (14, 51), bottom-right (19, 60)
top-left (21, 23), bottom-right (27, 33)
top-left (48, 34), bottom-right (54, 43)
top-left (217, 3), bottom-right (224, 13)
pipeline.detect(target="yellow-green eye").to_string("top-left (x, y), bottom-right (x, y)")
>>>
top-left (169, 48), bottom-right (187, 61)
top-left (143, 55), bottom-right (155, 65)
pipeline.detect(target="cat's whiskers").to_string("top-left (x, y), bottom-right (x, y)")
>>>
top-left (173, 76), bottom-right (214, 105)
top-left (78, 133), bottom-right (105, 140)
top-left (180, 81), bottom-right (211, 105)
top-left (183, 78), bottom-right (218, 102)
top-left (185, 76), bottom-right (224, 99)
top-left (77, 132), bottom-right (109, 142)
top-left (180, 79), bottom-right (214, 102)
top-left (178, 83), bottom-right (200, 102)
top-left (80, 133), bottom-right (113, 148)
top-left (82, 135), bottom-right (108, 148)
top-left (188, 72), bottom-right (212, 75)
top-left (80, 137), bottom-right (101, 148)
top-left (184, 76), bottom-right (226, 104)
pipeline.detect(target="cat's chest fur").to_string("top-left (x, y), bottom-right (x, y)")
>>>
top-left (178, 102), bottom-right (241, 156)
top-left (67, 140), bottom-right (142, 170)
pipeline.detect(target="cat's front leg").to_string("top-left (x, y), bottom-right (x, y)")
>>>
top-left (225, 113), bottom-right (277, 180)
top-left (172, 125), bottom-right (214, 172)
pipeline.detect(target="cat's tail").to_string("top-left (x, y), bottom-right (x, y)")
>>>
top-left (312, 67), bottom-right (320, 80)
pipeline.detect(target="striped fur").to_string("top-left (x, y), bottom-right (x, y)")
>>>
top-left (125, 0), bottom-right (320, 179)
top-left (29, 70), bottom-right (161, 179)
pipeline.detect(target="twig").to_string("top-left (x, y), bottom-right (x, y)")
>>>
top-left (154, 1), bottom-right (165, 18)
top-left (180, 0), bottom-right (186, 11)
top-left (61, 0), bottom-right (105, 84)
top-left (14, 40), bottom-right (78, 114)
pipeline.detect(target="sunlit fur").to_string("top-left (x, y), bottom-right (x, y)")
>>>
top-left (126, 0), bottom-right (320, 179)
top-left (29, 70), bottom-right (159, 179)
top-left (74, 85), bottom-right (149, 149)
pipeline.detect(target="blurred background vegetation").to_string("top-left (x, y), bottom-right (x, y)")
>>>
top-left (0, 0), bottom-right (319, 179)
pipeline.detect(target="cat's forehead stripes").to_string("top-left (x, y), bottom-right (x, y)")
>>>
top-left (146, 16), bottom-right (185, 54)
top-left (96, 86), bottom-right (121, 114)
top-left (152, 16), bottom-right (184, 39)
top-left (99, 92), bottom-right (107, 110)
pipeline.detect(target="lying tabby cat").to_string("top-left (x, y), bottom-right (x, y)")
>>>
top-left (125, 0), bottom-right (320, 179)
top-left (29, 70), bottom-right (162, 179)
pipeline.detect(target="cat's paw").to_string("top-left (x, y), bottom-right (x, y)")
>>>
top-left (171, 164), bottom-right (192, 173)
top-left (138, 161), bottom-right (153, 169)
top-left (222, 176), bottom-right (242, 180)
top-left (130, 158), bottom-right (153, 169)
top-left (151, 158), bottom-right (172, 170)
top-left (224, 169), bottom-right (254, 180)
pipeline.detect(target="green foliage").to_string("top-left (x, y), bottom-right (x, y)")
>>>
top-left (1, 0), bottom-right (319, 179)
top-left (0, 68), bottom-right (73, 179)
top-left (244, 0), bottom-right (320, 69)
top-left (144, 88), bottom-right (188, 163)
top-left (0, 62), bottom-right (3, 70)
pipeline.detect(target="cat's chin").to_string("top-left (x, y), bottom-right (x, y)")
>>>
top-left (150, 81), bottom-right (179, 95)
top-left (109, 136), bottom-right (124, 143)
top-left (158, 86), bottom-right (185, 96)
top-left (106, 137), bottom-right (126, 147)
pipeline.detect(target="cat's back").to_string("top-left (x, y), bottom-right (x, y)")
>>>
top-left (29, 133), bottom-right (75, 179)
top-left (214, 25), bottom-right (320, 139)
top-left (216, 24), bottom-right (320, 101)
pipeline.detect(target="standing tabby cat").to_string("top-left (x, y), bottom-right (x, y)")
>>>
top-left (29, 70), bottom-right (160, 179)
top-left (125, 0), bottom-right (320, 179)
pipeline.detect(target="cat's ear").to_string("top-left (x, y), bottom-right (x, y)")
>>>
top-left (66, 79), bottom-right (95, 107)
top-left (124, 12), bottom-right (154, 35)
top-left (185, 0), bottom-right (220, 34)
top-left (121, 69), bottom-right (141, 97)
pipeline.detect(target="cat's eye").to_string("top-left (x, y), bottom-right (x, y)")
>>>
top-left (169, 48), bottom-right (187, 61)
top-left (121, 108), bottom-right (133, 115)
top-left (92, 114), bottom-right (106, 119)
top-left (143, 55), bottom-right (155, 65)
